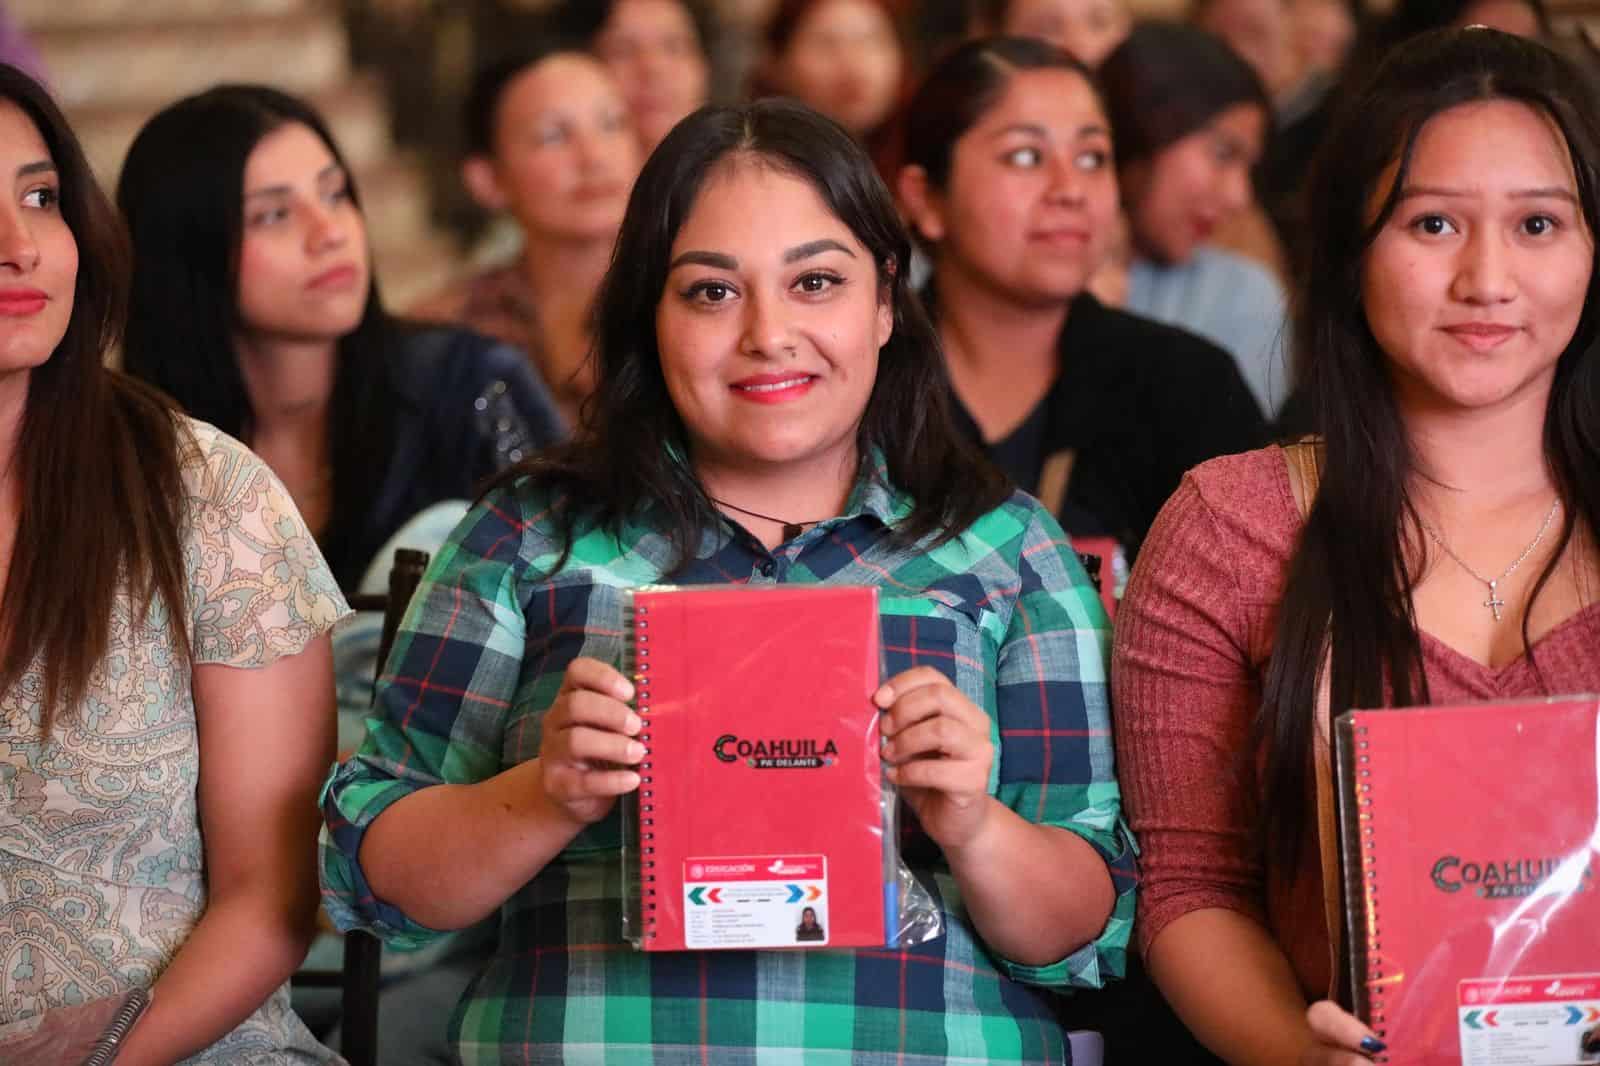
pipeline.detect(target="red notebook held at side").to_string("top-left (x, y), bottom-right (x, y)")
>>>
top-left (1335, 697), bottom-right (1600, 1066)
top-left (620, 585), bottom-right (894, 952)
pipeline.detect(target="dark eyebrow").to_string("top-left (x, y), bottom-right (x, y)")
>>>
top-left (1511, 187), bottom-right (1580, 203)
top-left (990, 122), bottom-right (1048, 140)
top-left (1397, 183), bottom-right (1579, 204)
top-left (17, 160), bottom-right (53, 178)
top-left (783, 239), bottom-right (854, 264)
top-left (244, 162), bottom-right (345, 201)
top-left (988, 122), bottom-right (1109, 141)
top-left (669, 250), bottom-right (738, 270)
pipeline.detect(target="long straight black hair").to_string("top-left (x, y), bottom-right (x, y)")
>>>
top-left (1260, 27), bottom-right (1600, 867)
top-left (117, 85), bottom-right (401, 588)
top-left (503, 98), bottom-right (1008, 569)
top-left (0, 64), bottom-right (191, 734)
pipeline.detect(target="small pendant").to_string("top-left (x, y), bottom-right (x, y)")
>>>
top-left (781, 522), bottom-right (805, 543)
top-left (1484, 580), bottom-right (1506, 622)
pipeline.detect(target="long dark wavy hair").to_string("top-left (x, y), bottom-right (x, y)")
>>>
top-left (0, 64), bottom-right (191, 735)
top-left (504, 98), bottom-right (1008, 569)
top-left (1261, 27), bottom-right (1600, 867)
top-left (117, 85), bottom-right (401, 589)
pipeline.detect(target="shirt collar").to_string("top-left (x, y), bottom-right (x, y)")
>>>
top-left (638, 443), bottom-right (913, 548)
top-left (842, 447), bottom-right (913, 528)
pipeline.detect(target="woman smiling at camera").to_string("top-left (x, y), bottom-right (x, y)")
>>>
top-left (0, 65), bottom-right (347, 1064)
top-left (1113, 27), bottom-right (1600, 1066)
top-left (320, 98), bottom-right (1134, 1064)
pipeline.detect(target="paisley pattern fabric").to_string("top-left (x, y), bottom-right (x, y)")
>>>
top-left (0, 419), bottom-right (349, 1063)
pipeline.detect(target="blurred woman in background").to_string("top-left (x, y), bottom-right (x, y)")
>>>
top-left (1099, 22), bottom-right (1293, 415)
top-left (546, 0), bottom-right (715, 153)
top-left (973, 0), bottom-right (1132, 67)
top-left (754, 0), bottom-right (906, 154)
top-left (413, 45), bottom-right (641, 429)
top-left (118, 85), bottom-right (563, 595)
top-left (897, 36), bottom-right (1266, 579)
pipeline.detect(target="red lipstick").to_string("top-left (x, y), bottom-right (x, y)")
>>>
top-left (729, 372), bottom-right (817, 404)
top-left (0, 286), bottom-right (47, 316)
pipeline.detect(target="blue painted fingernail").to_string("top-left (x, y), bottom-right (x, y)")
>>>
top-left (1360, 1036), bottom-right (1387, 1054)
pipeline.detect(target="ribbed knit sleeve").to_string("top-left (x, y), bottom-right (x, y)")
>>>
top-left (1111, 454), bottom-right (1280, 958)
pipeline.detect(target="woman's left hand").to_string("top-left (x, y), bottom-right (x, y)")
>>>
top-left (1301, 1000), bottom-right (1387, 1065)
top-left (876, 667), bottom-right (995, 849)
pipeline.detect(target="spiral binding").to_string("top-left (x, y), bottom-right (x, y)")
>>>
top-left (626, 599), bottom-right (658, 943)
top-left (83, 988), bottom-right (151, 1066)
top-left (1353, 723), bottom-right (1389, 1059)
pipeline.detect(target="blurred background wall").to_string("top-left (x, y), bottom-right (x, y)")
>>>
top-left (12, 0), bottom-right (1600, 308)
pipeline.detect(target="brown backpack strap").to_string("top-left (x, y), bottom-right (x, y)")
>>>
top-left (1279, 439), bottom-right (1343, 1000)
top-left (1282, 438), bottom-right (1323, 520)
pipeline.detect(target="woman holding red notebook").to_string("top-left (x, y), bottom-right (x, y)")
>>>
top-left (321, 98), bottom-right (1135, 1063)
top-left (1113, 27), bottom-right (1600, 1066)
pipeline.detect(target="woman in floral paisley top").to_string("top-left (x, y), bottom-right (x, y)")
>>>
top-left (0, 64), bottom-right (349, 1064)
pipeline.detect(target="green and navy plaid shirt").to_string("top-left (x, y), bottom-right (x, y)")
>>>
top-left (320, 453), bottom-right (1136, 1065)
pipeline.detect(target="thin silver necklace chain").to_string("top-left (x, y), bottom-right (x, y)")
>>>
top-left (1415, 498), bottom-right (1562, 621)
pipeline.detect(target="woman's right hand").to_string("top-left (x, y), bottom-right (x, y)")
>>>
top-left (1300, 1000), bottom-right (1387, 1066)
top-left (536, 657), bottom-right (643, 826)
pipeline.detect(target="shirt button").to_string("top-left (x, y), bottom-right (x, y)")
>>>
top-left (757, 560), bottom-right (775, 578)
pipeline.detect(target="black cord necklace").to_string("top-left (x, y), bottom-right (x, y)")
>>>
top-left (709, 496), bottom-right (827, 543)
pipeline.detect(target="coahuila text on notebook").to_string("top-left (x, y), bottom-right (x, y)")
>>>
top-left (712, 734), bottom-right (840, 769)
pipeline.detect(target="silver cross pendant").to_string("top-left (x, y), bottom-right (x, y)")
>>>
top-left (1484, 580), bottom-right (1506, 621)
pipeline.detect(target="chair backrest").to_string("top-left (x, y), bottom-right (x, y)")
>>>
top-left (344, 548), bottom-right (431, 1066)
top-left (376, 548), bottom-right (430, 679)
top-left (299, 548), bottom-right (431, 1066)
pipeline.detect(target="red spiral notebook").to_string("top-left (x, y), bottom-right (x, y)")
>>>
top-left (620, 585), bottom-right (894, 952)
top-left (1335, 697), bottom-right (1600, 1066)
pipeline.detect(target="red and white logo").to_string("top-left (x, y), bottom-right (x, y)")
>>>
top-left (685, 854), bottom-right (826, 882)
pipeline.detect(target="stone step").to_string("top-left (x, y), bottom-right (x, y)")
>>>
top-left (18, 0), bottom-right (465, 319)
top-left (33, 10), bottom-right (348, 111)
top-left (11, 0), bottom-right (308, 31)
top-left (69, 75), bottom-right (395, 189)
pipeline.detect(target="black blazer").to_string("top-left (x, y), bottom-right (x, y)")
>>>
top-left (949, 293), bottom-right (1269, 560)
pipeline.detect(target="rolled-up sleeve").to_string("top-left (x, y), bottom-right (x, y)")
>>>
top-left (319, 488), bottom-right (534, 949)
top-left (990, 507), bottom-right (1138, 990)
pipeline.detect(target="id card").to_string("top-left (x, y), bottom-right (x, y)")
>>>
top-left (682, 855), bottom-right (830, 949)
top-left (1459, 975), bottom-right (1600, 1065)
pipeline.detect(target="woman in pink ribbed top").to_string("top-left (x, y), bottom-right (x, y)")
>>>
top-left (1113, 27), bottom-right (1600, 1066)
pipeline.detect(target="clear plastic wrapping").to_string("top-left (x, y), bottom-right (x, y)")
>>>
top-left (0, 987), bottom-right (150, 1065)
top-left (620, 584), bottom-right (942, 951)
top-left (1335, 696), bottom-right (1600, 1066)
